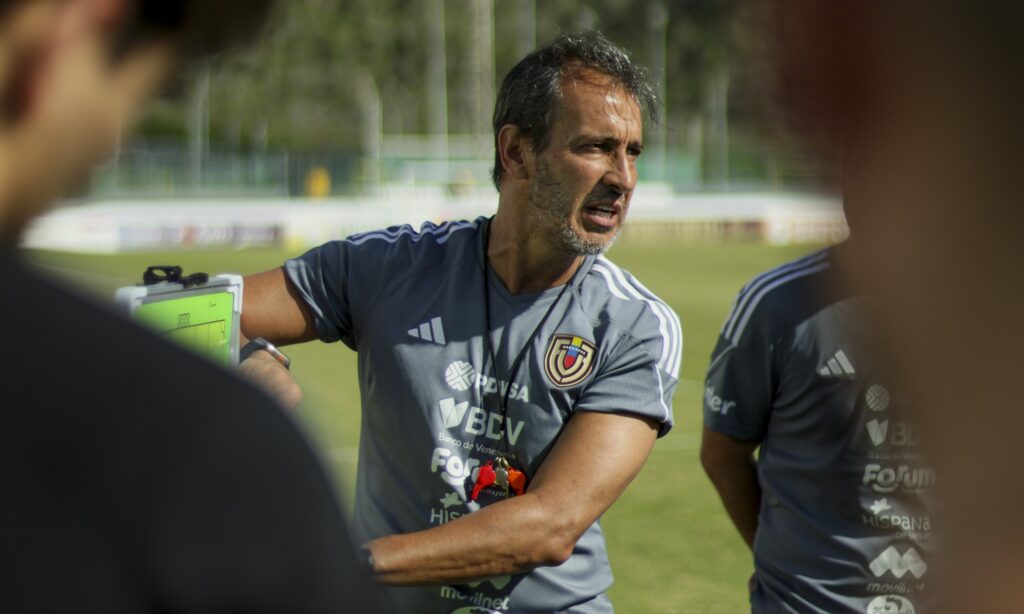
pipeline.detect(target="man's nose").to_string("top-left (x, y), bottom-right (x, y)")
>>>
top-left (603, 150), bottom-right (636, 194)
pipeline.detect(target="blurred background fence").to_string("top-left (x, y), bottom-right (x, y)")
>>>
top-left (34, 0), bottom-right (840, 254)
top-left (91, 136), bottom-right (823, 199)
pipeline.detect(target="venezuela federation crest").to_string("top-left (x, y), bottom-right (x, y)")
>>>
top-left (544, 334), bottom-right (597, 387)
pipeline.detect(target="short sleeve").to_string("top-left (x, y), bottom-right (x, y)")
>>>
top-left (284, 235), bottom-right (401, 349)
top-left (575, 323), bottom-right (681, 438)
top-left (703, 317), bottom-right (775, 443)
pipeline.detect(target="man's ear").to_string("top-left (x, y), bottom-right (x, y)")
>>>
top-left (497, 124), bottom-right (531, 182)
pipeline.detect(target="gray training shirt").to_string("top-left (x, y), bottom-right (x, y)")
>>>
top-left (704, 247), bottom-right (935, 614)
top-left (286, 218), bottom-right (682, 614)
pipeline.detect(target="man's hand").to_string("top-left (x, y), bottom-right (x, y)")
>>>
top-left (239, 350), bottom-right (302, 410)
top-left (237, 267), bottom-right (318, 411)
top-left (366, 410), bottom-right (659, 585)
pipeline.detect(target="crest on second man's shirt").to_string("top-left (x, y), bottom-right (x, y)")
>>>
top-left (544, 334), bottom-right (597, 388)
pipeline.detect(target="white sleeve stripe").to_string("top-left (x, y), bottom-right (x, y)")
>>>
top-left (722, 250), bottom-right (829, 340)
top-left (346, 220), bottom-right (478, 246)
top-left (347, 227), bottom-right (408, 245)
top-left (592, 264), bottom-right (670, 372)
top-left (596, 256), bottom-right (685, 373)
top-left (736, 248), bottom-right (826, 296)
top-left (591, 262), bottom-right (682, 378)
top-left (728, 261), bottom-right (831, 344)
top-left (598, 260), bottom-right (679, 376)
top-left (646, 299), bottom-right (680, 376)
top-left (347, 220), bottom-right (476, 245)
top-left (722, 249), bottom-right (827, 336)
top-left (591, 265), bottom-right (630, 300)
top-left (653, 363), bottom-right (672, 424)
top-left (436, 221), bottom-right (478, 244)
top-left (599, 260), bottom-right (683, 377)
top-left (722, 249), bottom-right (826, 336)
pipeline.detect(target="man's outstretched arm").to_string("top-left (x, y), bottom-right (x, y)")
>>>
top-left (237, 268), bottom-right (318, 409)
top-left (700, 426), bottom-right (761, 549)
top-left (241, 267), bottom-right (320, 345)
top-left (367, 410), bottom-right (659, 585)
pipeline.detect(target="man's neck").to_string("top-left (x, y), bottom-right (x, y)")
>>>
top-left (487, 208), bottom-right (583, 295)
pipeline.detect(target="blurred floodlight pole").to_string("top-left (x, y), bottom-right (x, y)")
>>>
top-left (648, 2), bottom-right (668, 183)
top-left (188, 64), bottom-right (211, 192)
top-left (472, 0), bottom-right (495, 146)
top-left (709, 63), bottom-right (730, 186)
top-left (426, 0), bottom-right (449, 184)
top-left (577, 6), bottom-right (596, 30)
top-left (357, 69), bottom-right (383, 194)
top-left (516, 0), bottom-right (536, 59)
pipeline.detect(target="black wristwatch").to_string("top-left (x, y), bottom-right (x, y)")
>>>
top-left (240, 337), bottom-right (292, 369)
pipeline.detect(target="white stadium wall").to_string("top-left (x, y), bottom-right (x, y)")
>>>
top-left (22, 186), bottom-right (846, 254)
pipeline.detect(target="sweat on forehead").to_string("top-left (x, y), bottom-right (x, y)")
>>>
top-left (553, 69), bottom-right (642, 127)
top-left (558, 64), bottom-right (622, 96)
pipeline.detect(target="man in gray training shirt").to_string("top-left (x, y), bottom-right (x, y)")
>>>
top-left (241, 32), bottom-right (681, 613)
top-left (701, 242), bottom-right (934, 613)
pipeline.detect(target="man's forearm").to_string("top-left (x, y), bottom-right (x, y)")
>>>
top-left (707, 456), bottom-right (761, 549)
top-left (701, 428), bottom-right (762, 550)
top-left (368, 411), bottom-right (659, 586)
top-left (367, 490), bottom-right (575, 585)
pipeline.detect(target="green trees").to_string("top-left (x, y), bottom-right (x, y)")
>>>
top-left (151, 1), bottom-right (739, 154)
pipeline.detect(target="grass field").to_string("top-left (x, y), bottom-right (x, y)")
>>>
top-left (27, 240), bottom-right (820, 613)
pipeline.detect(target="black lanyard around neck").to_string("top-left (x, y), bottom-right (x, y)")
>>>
top-left (481, 217), bottom-right (581, 457)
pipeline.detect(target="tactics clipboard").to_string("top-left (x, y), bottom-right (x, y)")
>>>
top-left (114, 266), bottom-right (243, 367)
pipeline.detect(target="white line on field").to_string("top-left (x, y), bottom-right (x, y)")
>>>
top-left (30, 262), bottom-right (132, 287)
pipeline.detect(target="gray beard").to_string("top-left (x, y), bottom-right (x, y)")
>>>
top-left (527, 162), bottom-right (619, 257)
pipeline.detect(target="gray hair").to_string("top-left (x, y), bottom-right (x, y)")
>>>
top-left (491, 30), bottom-right (659, 191)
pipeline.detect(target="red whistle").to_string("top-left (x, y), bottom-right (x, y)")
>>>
top-left (470, 460), bottom-right (496, 501)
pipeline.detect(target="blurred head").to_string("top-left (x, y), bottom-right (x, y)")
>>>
top-left (0, 0), bottom-right (274, 242)
top-left (760, 2), bottom-right (1024, 608)
top-left (493, 31), bottom-right (656, 256)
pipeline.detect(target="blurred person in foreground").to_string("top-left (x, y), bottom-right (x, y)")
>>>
top-left (754, 1), bottom-right (1024, 611)
top-left (0, 0), bottom-right (383, 611)
top-left (701, 211), bottom-right (936, 612)
top-left (241, 31), bottom-right (681, 612)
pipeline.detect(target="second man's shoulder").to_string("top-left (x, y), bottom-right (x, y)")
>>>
top-left (718, 248), bottom-right (835, 346)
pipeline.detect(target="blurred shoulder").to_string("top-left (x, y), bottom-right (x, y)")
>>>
top-left (719, 248), bottom-right (834, 345)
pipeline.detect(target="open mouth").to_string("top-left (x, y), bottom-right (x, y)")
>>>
top-left (582, 201), bottom-right (622, 230)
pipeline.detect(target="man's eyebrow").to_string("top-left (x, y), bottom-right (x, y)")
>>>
top-left (571, 134), bottom-right (628, 145)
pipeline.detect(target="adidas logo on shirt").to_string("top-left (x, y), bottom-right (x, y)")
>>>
top-left (408, 316), bottom-right (446, 345)
top-left (818, 349), bottom-right (856, 378)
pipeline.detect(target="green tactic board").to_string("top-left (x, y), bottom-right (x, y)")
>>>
top-left (134, 292), bottom-right (234, 365)
top-left (115, 274), bottom-right (243, 367)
